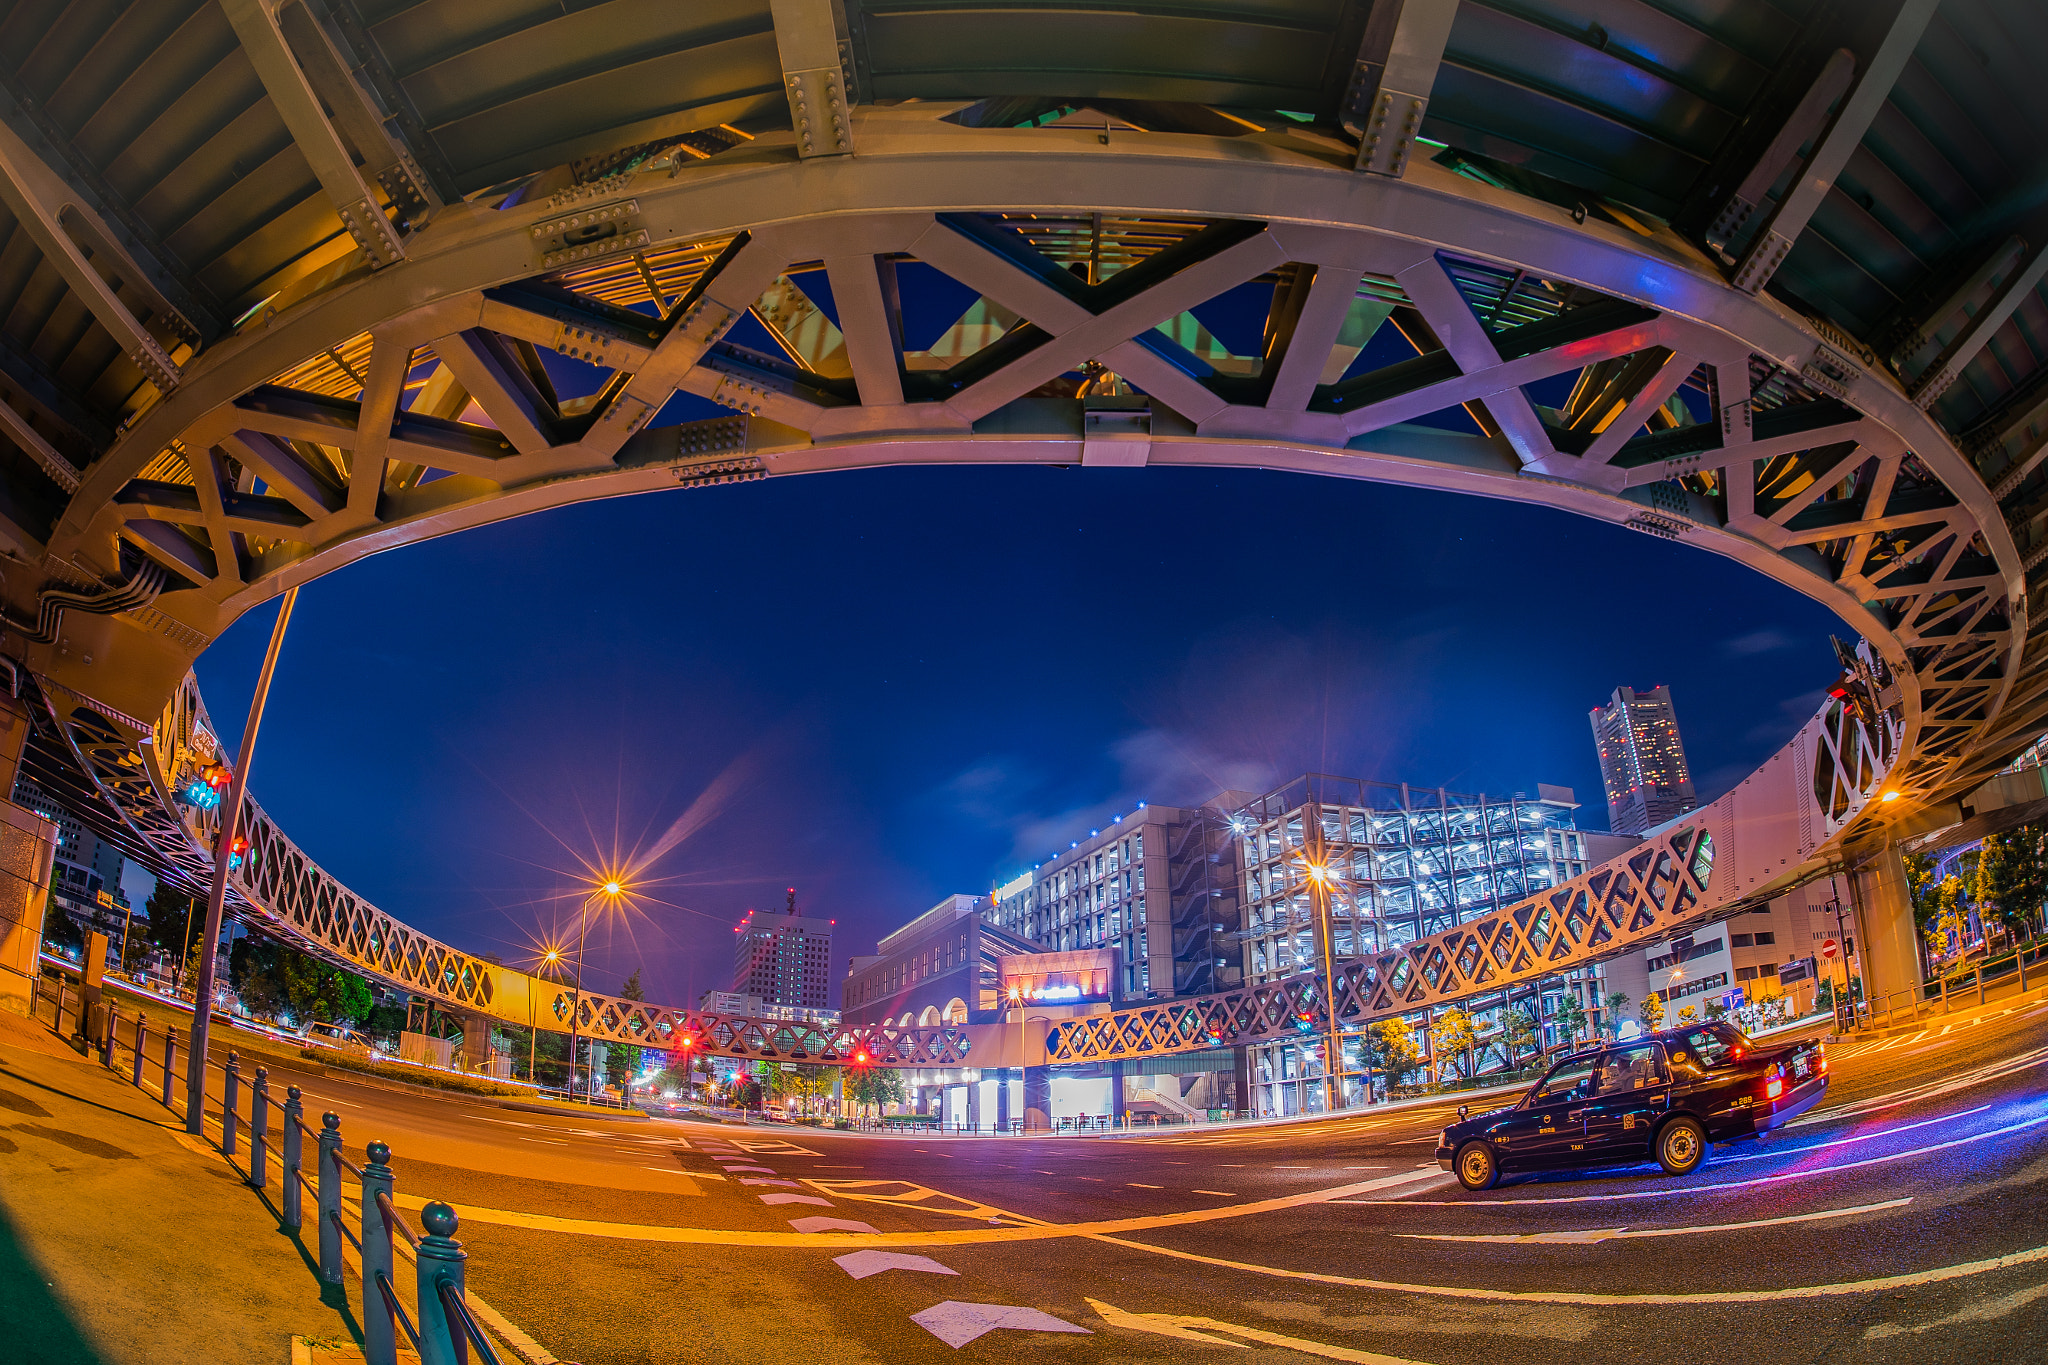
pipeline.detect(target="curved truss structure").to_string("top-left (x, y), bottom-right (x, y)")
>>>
top-left (5, 1), bottom-right (2046, 1063)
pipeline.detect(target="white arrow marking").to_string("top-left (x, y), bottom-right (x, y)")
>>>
top-left (758, 1193), bottom-right (832, 1207)
top-left (787, 1216), bottom-right (878, 1234)
top-left (910, 1301), bottom-right (1090, 1348)
top-left (1394, 1198), bottom-right (1909, 1244)
top-left (833, 1250), bottom-right (959, 1280)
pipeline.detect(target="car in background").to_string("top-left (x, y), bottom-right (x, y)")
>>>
top-left (1435, 1021), bottom-right (1827, 1190)
top-left (301, 1021), bottom-right (372, 1056)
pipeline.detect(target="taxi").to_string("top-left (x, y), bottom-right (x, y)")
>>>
top-left (1434, 1021), bottom-right (1827, 1190)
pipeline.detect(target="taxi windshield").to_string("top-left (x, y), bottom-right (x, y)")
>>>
top-left (1523, 1055), bottom-right (1597, 1106)
top-left (1676, 1021), bottom-right (1752, 1068)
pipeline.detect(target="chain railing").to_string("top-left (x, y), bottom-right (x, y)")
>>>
top-left (30, 966), bottom-right (500, 1365)
top-left (1831, 934), bottom-right (2045, 1033)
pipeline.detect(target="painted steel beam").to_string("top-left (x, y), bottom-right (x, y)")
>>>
top-left (0, 115), bottom-right (183, 393)
top-left (1731, 0), bottom-right (1941, 295)
top-left (0, 330), bottom-right (109, 452)
top-left (1703, 49), bottom-right (1856, 255)
top-left (0, 71), bottom-right (221, 346)
top-left (220, 0), bottom-right (406, 268)
top-left (1910, 244), bottom-right (2048, 409)
top-left (1337, 0), bottom-right (1460, 177)
top-left (772, 0), bottom-right (856, 157)
top-left (275, 0), bottom-right (442, 229)
top-left (1893, 235), bottom-right (2024, 367)
top-left (0, 392), bottom-right (81, 494)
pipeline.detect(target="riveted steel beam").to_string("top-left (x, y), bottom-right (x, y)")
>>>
top-left (220, 0), bottom-right (406, 268)
top-left (772, 0), bottom-right (857, 158)
top-left (0, 118), bottom-right (184, 393)
top-left (1731, 0), bottom-right (1941, 295)
top-left (1910, 244), bottom-right (2048, 409)
top-left (1337, 0), bottom-right (1459, 177)
top-left (0, 392), bottom-right (81, 494)
top-left (275, 0), bottom-right (443, 230)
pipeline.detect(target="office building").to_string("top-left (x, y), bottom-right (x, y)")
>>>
top-left (11, 773), bottom-right (129, 945)
top-left (1230, 775), bottom-right (1622, 1116)
top-left (731, 890), bottom-right (832, 1011)
top-left (1591, 685), bottom-right (1698, 836)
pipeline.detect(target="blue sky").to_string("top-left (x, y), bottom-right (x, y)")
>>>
top-left (187, 463), bottom-right (1842, 1008)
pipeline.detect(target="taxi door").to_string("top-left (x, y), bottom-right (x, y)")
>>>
top-left (1500, 1057), bottom-right (1598, 1168)
top-left (1578, 1043), bottom-right (1671, 1159)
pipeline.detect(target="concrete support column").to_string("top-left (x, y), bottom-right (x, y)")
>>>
top-left (1023, 1065), bottom-right (1051, 1132)
top-left (0, 694), bottom-right (56, 1018)
top-left (1853, 844), bottom-right (1925, 1008)
top-left (966, 1077), bottom-right (981, 1131)
top-left (460, 1014), bottom-right (494, 1075)
top-left (994, 1070), bottom-right (1011, 1132)
top-left (1108, 1064), bottom-right (1125, 1122)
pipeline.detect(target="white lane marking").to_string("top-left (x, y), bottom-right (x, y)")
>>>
top-left (1090, 1297), bottom-right (1427, 1361)
top-left (1087, 1230), bottom-right (2048, 1305)
top-left (720, 1165), bottom-right (777, 1174)
top-left (787, 1216), bottom-right (878, 1234)
top-left (1193, 1190), bottom-right (1237, 1197)
top-left (1335, 1109), bottom-right (2048, 1207)
top-left (1394, 1198), bottom-right (1912, 1244)
top-left (738, 1178), bottom-right (800, 1187)
top-left (648, 1166), bottom-right (720, 1178)
top-left (1790, 1046), bottom-right (2048, 1127)
top-left (1716, 1105), bottom-right (1991, 1163)
top-left (1128, 1183), bottom-right (1164, 1189)
top-left (759, 1193), bottom-right (832, 1207)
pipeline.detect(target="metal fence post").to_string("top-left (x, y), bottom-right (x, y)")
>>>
top-left (161, 1025), bottom-right (177, 1108)
top-left (223, 1052), bottom-right (241, 1158)
top-left (361, 1140), bottom-right (397, 1365)
top-left (100, 1005), bottom-right (115, 1066)
top-left (53, 977), bottom-right (67, 1035)
top-left (317, 1112), bottom-right (343, 1284)
top-left (2021, 944), bottom-right (2030, 993)
top-left (282, 1087), bottom-right (304, 1231)
top-left (416, 1203), bottom-right (468, 1365)
top-left (132, 1014), bottom-right (147, 1087)
top-left (249, 1067), bottom-right (269, 1190)
top-left (1979, 963), bottom-right (1987, 1005)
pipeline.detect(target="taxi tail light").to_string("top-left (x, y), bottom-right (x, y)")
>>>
top-left (1765, 1064), bottom-right (1784, 1099)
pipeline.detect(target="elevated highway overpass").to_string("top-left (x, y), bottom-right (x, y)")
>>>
top-left (3, 0), bottom-right (2046, 1069)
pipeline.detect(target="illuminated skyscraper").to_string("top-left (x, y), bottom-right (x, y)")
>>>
top-left (731, 889), bottom-right (833, 1010)
top-left (1591, 685), bottom-right (1697, 836)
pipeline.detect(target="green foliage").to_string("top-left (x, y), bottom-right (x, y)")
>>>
top-left (144, 883), bottom-right (202, 975)
top-left (1603, 992), bottom-right (1632, 1038)
top-left (728, 1073), bottom-right (764, 1111)
top-left (225, 934), bottom-right (372, 1025)
top-left (1640, 993), bottom-right (1665, 1032)
top-left (1503, 1007), bottom-right (1539, 1061)
top-left (1905, 851), bottom-right (1941, 929)
top-left (845, 1065), bottom-right (906, 1119)
top-left (1553, 994), bottom-right (1589, 1044)
top-left (1976, 825), bottom-right (2048, 939)
top-left (1429, 1008), bottom-right (1476, 1079)
top-left (619, 968), bottom-right (645, 1001)
top-left (1362, 1017), bottom-right (1422, 1086)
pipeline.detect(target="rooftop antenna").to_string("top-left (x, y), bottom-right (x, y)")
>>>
top-left (786, 886), bottom-right (798, 916)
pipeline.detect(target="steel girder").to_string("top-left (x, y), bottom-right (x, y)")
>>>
top-left (11, 111), bottom-right (2025, 1057)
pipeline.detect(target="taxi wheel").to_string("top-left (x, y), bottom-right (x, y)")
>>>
top-left (1655, 1116), bottom-right (1707, 1176)
top-left (1453, 1141), bottom-right (1500, 1191)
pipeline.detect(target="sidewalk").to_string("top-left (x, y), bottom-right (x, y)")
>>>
top-left (0, 1008), bottom-right (358, 1364)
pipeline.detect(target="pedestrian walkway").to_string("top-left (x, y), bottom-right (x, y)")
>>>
top-left (0, 1008), bottom-right (359, 1365)
top-left (1825, 983), bottom-right (2048, 1060)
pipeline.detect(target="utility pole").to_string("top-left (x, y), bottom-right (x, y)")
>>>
top-left (184, 588), bottom-right (298, 1133)
top-left (1306, 806), bottom-right (1345, 1114)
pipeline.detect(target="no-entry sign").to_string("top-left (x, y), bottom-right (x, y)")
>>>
top-left (1821, 937), bottom-right (1839, 960)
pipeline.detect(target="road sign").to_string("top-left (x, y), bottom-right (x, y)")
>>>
top-left (1779, 957), bottom-right (1813, 985)
top-left (1821, 937), bottom-right (1839, 960)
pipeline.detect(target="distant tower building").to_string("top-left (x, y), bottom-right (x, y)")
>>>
top-left (1591, 685), bottom-right (1697, 836)
top-left (731, 888), bottom-right (833, 1010)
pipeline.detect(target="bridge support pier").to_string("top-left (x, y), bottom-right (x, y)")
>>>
top-left (1852, 844), bottom-right (1925, 1009)
top-left (458, 1014), bottom-right (494, 1076)
top-left (0, 694), bottom-right (57, 1019)
top-left (1023, 1065), bottom-right (1050, 1133)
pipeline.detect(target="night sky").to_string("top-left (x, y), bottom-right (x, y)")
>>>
top-left (181, 462), bottom-right (1843, 1009)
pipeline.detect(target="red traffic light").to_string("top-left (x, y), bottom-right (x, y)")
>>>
top-left (228, 835), bottom-right (249, 856)
top-left (854, 1049), bottom-right (870, 1065)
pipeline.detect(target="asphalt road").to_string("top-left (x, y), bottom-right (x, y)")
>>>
top-left (67, 988), bottom-right (2048, 1363)
top-left (48, 982), bottom-right (2048, 1365)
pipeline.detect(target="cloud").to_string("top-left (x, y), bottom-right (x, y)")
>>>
top-left (1725, 629), bottom-right (1792, 656)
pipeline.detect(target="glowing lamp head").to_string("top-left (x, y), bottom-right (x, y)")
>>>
top-left (1880, 790), bottom-right (1900, 803)
top-left (544, 949), bottom-right (560, 964)
top-left (602, 880), bottom-right (624, 896)
top-left (1307, 864), bottom-right (1329, 883)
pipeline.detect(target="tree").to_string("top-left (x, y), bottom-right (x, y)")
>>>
top-left (143, 883), bottom-right (202, 987)
top-left (1603, 991), bottom-right (1632, 1037)
top-left (729, 1072), bottom-right (764, 1112)
top-left (845, 1065), bottom-right (906, 1123)
top-left (1553, 994), bottom-right (1588, 1047)
top-left (620, 968), bottom-right (645, 1001)
top-left (1905, 851), bottom-right (1941, 934)
top-left (1502, 1007), bottom-right (1539, 1065)
top-left (1430, 1008), bottom-right (1476, 1081)
top-left (1978, 825), bottom-right (2048, 942)
top-left (1640, 992), bottom-right (1665, 1032)
top-left (1676, 1004), bottom-right (1698, 1026)
top-left (1362, 1018), bottom-right (1422, 1090)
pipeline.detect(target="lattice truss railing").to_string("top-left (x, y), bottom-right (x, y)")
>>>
top-left (16, 668), bottom-right (971, 1065)
top-left (1048, 687), bottom-right (1899, 1063)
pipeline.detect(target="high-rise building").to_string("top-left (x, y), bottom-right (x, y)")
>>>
top-left (1591, 685), bottom-right (1697, 836)
top-left (731, 889), bottom-right (833, 1010)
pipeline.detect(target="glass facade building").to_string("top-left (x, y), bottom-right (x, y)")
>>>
top-left (1232, 775), bottom-right (1611, 1116)
top-left (1591, 685), bottom-right (1697, 837)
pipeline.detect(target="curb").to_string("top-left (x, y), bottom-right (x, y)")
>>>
top-left (494, 1099), bottom-right (649, 1122)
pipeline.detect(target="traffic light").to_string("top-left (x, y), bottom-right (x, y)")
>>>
top-left (177, 777), bottom-right (221, 810)
top-left (1293, 1011), bottom-right (1315, 1033)
top-left (226, 834), bottom-right (249, 871)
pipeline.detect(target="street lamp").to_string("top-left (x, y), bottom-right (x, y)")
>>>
top-left (567, 879), bottom-right (626, 1103)
top-left (1302, 849), bottom-right (1345, 1115)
